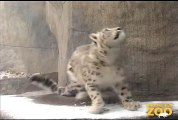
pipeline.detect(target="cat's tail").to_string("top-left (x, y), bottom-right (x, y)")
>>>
top-left (28, 73), bottom-right (89, 100)
top-left (28, 73), bottom-right (64, 94)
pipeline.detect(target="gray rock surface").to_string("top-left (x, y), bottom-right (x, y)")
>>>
top-left (0, 1), bottom-right (58, 73)
top-left (0, 1), bottom-right (178, 100)
top-left (46, 1), bottom-right (178, 98)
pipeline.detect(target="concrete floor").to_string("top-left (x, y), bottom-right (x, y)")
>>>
top-left (1, 75), bottom-right (178, 119)
top-left (1, 91), bottom-right (178, 119)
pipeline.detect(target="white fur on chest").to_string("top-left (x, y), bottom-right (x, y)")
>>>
top-left (95, 66), bottom-right (125, 88)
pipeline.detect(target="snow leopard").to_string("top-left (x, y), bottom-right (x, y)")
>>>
top-left (29, 27), bottom-right (141, 114)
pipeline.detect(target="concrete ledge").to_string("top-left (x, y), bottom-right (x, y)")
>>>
top-left (0, 78), bottom-right (40, 95)
top-left (1, 72), bottom-right (178, 102)
top-left (0, 72), bottom-right (58, 95)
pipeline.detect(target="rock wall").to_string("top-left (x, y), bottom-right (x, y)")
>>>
top-left (0, 1), bottom-right (58, 73)
top-left (46, 1), bottom-right (178, 99)
top-left (1, 1), bottom-right (178, 99)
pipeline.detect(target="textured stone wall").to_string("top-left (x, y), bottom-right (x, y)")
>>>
top-left (47, 1), bottom-right (178, 99)
top-left (0, 1), bottom-right (58, 73)
top-left (46, 1), bottom-right (71, 85)
top-left (1, 1), bottom-right (178, 99)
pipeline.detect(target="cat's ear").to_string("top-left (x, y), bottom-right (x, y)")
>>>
top-left (89, 33), bottom-right (98, 41)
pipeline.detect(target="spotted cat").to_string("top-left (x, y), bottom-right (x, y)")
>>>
top-left (29, 27), bottom-right (141, 114)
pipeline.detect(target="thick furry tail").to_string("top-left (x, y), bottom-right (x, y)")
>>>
top-left (29, 73), bottom-right (89, 100)
top-left (29, 73), bottom-right (63, 93)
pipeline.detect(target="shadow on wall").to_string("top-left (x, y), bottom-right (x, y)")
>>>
top-left (0, 1), bottom-right (58, 73)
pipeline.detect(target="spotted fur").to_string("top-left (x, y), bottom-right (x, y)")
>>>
top-left (29, 27), bottom-right (141, 114)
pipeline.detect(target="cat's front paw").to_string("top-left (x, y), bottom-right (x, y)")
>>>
top-left (122, 101), bottom-right (141, 111)
top-left (89, 105), bottom-right (109, 114)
